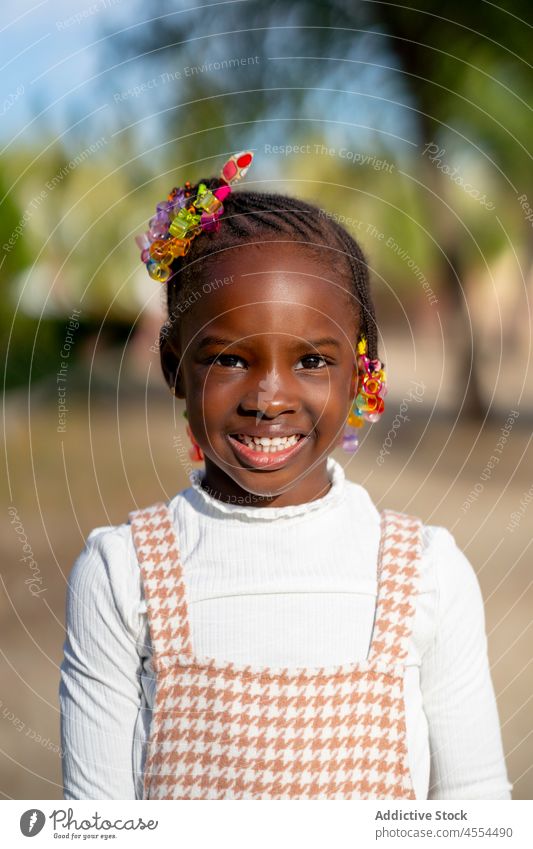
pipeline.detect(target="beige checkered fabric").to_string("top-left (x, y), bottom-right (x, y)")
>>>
top-left (129, 502), bottom-right (423, 799)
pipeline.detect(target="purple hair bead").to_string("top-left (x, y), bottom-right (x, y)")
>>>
top-left (342, 431), bottom-right (360, 453)
top-left (169, 188), bottom-right (187, 213)
top-left (201, 213), bottom-right (221, 233)
top-left (135, 233), bottom-right (151, 251)
top-left (149, 216), bottom-right (169, 239)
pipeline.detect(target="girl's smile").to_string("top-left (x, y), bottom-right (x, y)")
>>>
top-left (164, 242), bottom-right (360, 508)
top-left (226, 430), bottom-right (312, 469)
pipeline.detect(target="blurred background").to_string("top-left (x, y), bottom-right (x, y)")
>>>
top-left (1, 0), bottom-right (532, 799)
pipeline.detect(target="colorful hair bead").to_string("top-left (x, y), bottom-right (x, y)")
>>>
top-left (135, 233), bottom-right (151, 251)
top-left (148, 216), bottom-right (169, 239)
top-left (169, 237), bottom-right (191, 258)
top-left (342, 431), bottom-right (360, 452)
top-left (135, 151), bottom-right (254, 281)
top-left (168, 207), bottom-right (201, 239)
top-left (195, 184), bottom-right (223, 215)
top-left (342, 335), bottom-right (387, 453)
top-left (347, 409), bottom-right (365, 428)
top-left (362, 376), bottom-right (381, 395)
top-left (214, 184), bottom-right (231, 202)
top-left (200, 212), bottom-right (222, 233)
top-left (149, 239), bottom-right (174, 265)
top-left (147, 259), bottom-right (171, 282)
top-left (167, 187), bottom-right (187, 212)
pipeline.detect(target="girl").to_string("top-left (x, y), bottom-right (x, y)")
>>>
top-left (60, 151), bottom-right (512, 801)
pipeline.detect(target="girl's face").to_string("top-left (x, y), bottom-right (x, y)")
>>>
top-left (168, 242), bottom-right (360, 507)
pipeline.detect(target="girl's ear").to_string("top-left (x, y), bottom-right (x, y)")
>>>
top-left (160, 332), bottom-right (186, 399)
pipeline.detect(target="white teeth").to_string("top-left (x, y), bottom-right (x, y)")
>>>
top-left (234, 433), bottom-right (302, 452)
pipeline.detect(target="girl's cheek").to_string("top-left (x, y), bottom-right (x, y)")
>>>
top-left (313, 381), bottom-right (343, 407)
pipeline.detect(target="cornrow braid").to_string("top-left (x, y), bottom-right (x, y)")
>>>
top-left (164, 179), bottom-right (380, 362)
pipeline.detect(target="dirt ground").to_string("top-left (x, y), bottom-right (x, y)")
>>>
top-left (1, 383), bottom-right (532, 800)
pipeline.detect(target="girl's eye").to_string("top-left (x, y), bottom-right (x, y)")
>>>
top-left (205, 354), bottom-right (330, 369)
top-left (206, 354), bottom-right (244, 368)
top-left (295, 355), bottom-right (329, 370)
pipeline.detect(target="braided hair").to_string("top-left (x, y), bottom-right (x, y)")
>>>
top-left (162, 178), bottom-right (379, 361)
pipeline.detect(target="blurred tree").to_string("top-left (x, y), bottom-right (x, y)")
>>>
top-left (367, 1), bottom-right (532, 415)
top-left (0, 142), bottom-right (157, 389)
top-left (0, 167), bottom-right (63, 390)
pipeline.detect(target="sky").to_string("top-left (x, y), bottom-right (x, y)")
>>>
top-left (2, 0), bottom-right (142, 151)
top-left (1, 0), bottom-right (414, 161)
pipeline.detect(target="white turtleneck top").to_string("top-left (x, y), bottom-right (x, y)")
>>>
top-left (59, 457), bottom-right (512, 800)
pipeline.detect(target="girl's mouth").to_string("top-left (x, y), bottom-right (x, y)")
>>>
top-left (227, 433), bottom-right (311, 468)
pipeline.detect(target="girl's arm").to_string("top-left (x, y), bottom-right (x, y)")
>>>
top-left (59, 528), bottom-right (144, 800)
top-left (421, 527), bottom-right (513, 800)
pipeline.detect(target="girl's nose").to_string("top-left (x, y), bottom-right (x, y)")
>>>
top-left (239, 366), bottom-right (302, 417)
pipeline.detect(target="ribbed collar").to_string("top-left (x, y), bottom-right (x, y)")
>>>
top-left (181, 456), bottom-right (346, 522)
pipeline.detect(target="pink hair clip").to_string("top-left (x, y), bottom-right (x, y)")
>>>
top-left (135, 151), bottom-right (254, 282)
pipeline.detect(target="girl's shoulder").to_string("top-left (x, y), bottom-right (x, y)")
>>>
top-left (345, 478), bottom-right (470, 558)
top-left (344, 479), bottom-right (482, 606)
top-left (67, 517), bottom-right (145, 643)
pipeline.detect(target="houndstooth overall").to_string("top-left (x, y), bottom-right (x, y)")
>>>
top-left (129, 502), bottom-right (423, 800)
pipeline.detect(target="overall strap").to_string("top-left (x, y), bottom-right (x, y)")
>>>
top-left (129, 501), bottom-right (193, 666)
top-left (367, 509), bottom-right (423, 665)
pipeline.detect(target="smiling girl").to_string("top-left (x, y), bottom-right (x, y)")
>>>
top-left (60, 151), bottom-right (512, 801)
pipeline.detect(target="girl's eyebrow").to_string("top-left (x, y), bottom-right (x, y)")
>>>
top-left (195, 335), bottom-right (342, 351)
top-left (195, 335), bottom-right (239, 351)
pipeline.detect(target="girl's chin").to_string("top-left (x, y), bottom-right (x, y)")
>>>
top-left (201, 431), bottom-right (338, 491)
